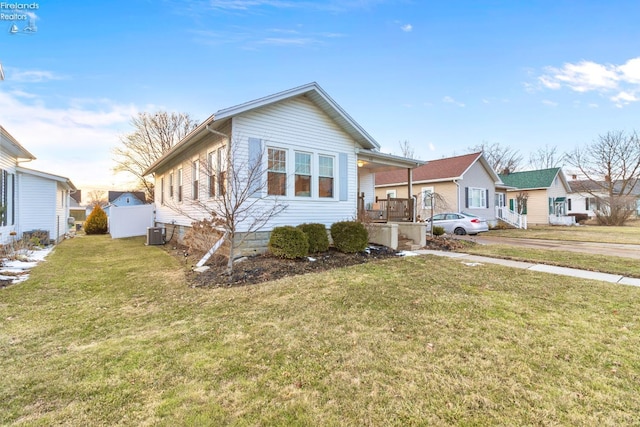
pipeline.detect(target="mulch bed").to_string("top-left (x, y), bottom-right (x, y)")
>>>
top-left (166, 236), bottom-right (470, 288)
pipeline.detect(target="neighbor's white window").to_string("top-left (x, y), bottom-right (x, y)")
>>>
top-left (169, 171), bottom-right (174, 198)
top-left (421, 186), bottom-right (434, 209)
top-left (468, 187), bottom-right (487, 208)
top-left (318, 155), bottom-right (334, 198)
top-left (268, 148), bottom-right (287, 196)
top-left (295, 152), bottom-right (312, 197)
top-left (386, 189), bottom-right (396, 198)
top-left (218, 146), bottom-right (227, 196)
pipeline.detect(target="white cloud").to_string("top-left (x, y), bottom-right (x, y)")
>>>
top-left (0, 91), bottom-right (138, 190)
top-left (536, 56), bottom-right (640, 106)
top-left (8, 69), bottom-right (66, 83)
top-left (542, 99), bottom-right (558, 107)
top-left (401, 24), bottom-right (412, 32)
top-left (428, 142), bottom-right (435, 151)
top-left (442, 96), bottom-right (465, 107)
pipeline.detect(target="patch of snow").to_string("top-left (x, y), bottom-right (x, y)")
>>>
top-left (193, 266), bottom-right (210, 273)
top-left (307, 257), bottom-right (317, 262)
top-left (0, 246), bottom-right (54, 286)
top-left (463, 262), bottom-right (483, 267)
top-left (397, 251), bottom-right (419, 257)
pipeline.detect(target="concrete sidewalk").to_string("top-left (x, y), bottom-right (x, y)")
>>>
top-left (413, 249), bottom-right (640, 287)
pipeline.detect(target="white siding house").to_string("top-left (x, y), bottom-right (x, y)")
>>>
top-left (16, 167), bottom-right (76, 244)
top-left (0, 125), bottom-right (76, 246)
top-left (144, 83), bottom-right (422, 252)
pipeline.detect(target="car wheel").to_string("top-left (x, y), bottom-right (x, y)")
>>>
top-left (454, 227), bottom-right (466, 235)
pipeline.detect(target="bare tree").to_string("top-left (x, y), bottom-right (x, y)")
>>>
top-left (113, 111), bottom-right (198, 201)
top-left (529, 144), bottom-right (563, 170)
top-left (469, 141), bottom-right (523, 174)
top-left (398, 140), bottom-right (416, 159)
top-left (165, 137), bottom-right (287, 279)
top-left (515, 191), bottom-right (529, 215)
top-left (565, 130), bottom-right (640, 225)
top-left (87, 190), bottom-right (108, 208)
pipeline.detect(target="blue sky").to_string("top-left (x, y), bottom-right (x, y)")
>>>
top-left (2, 0), bottom-right (640, 192)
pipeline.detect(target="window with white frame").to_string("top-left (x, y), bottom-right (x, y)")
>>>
top-left (169, 172), bottom-right (174, 198)
top-left (295, 152), bottom-right (312, 197)
top-left (208, 151), bottom-right (216, 197)
top-left (421, 186), bottom-right (434, 209)
top-left (318, 155), bottom-right (334, 198)
top-left (177, 168), bottom-right (183, 202)
top-left (268, 148), bottom-right (287, 196)
top-left (218, 146), bottom-right (227, 196)
top-left (467, 187), bottom-right (487, 208)
top-left (192, 159), bottom-right (200, 200)
top-left (386, 189), bottom-right (396, 198)
top-left (160, 177), bottom-right (164, 205)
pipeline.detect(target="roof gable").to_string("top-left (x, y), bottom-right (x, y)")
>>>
top-left (376, 152), bottom-right (496, 186)
top-left (108, 191), bottom-right (146, 203)
top-left (144, 83), bottom-right (379, 176)
top-left (499, 168), bottom-right (561, 190)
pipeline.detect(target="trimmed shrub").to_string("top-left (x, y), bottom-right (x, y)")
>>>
top-left (269, 226), bottom-right (309, 259)
top-left (84, 205), bottom-right (108, 235)
top-left (432, 226), bottom-right (445, 236)
top-left (297, 223), bottom-right (329, 253)
top-left (330, 221), bottom-right (368, 253)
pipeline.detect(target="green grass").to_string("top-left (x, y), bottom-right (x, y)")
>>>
top-left (489, 222), bottom-right (640, 244)
top-left (2, 235), bottom-right (640, 425)
top-left (462, 244), bottom-right (640, 278)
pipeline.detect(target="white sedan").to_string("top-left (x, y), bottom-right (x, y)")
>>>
top-left (425, 212), bottom-right (489, 235)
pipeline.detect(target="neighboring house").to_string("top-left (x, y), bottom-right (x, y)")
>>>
top-left (375, 152), bottom-right (502, 224)
top-left (568, 179), bottom-right (640, 219)
top-left (498, 167), bottom-right (572, 225)
top-left (104, 191), bottom-right (146, 216)
top-left (69, 190), bottom-right (86, 224)
top-left (0, 125), bottom-right (76, 245)
top-left (143, 82), bottom-right (422, 252)
top-left (15, 167), bottom-right (77, 244)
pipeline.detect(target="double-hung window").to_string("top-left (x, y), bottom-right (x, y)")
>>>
top-left (160, 177), bottom-right (165, 205)
top-left (218, 146), bottom-right (227, 196)
top-left (192, 159), bottom-right (199, 200)
top-left (467, 187), bottom-right (487, 209)
top-left (177, 168), bottom-right (183, 202)
top-left (295, 152), bottom-right (311, 197)
top-left (421, 186), bottom-right (434, 209)
top-left (318, 155), bottom-right (334, 198)
top-left (268, 148), bottom-right (287, 196)
top-left (208, 151), bottom-right (216, 197)
top-left (169, 172), bottom-right (174, 198)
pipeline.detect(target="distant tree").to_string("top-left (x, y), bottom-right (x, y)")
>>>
top-left (398, 140), bottom-right (417, 159)
top-left (565, 130), bottom-right (640, 225)
top-left (87, 190), bottom-right (108, 208)
top-left (113, 111), bottom-right (198, 201)
top-left (469, 141), bottom-right (523, 174)
top-left (529, 144), bottom-right (564, 170)
top-left (84, 205), bottom-right (108, 234)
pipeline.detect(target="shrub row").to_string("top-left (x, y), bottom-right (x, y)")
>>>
top-left (268, 221), bottom-right (368, 259)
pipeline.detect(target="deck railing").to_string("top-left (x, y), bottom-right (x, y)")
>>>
top-left (359, 194), bottom-right (416, 222)
top-left (495, 206), bottom-right (527, 229)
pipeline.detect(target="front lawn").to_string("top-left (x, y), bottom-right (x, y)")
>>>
top-left (1, 235), bottom-right (639, 425)
top-left (488, 222), bottom-right (640, 244)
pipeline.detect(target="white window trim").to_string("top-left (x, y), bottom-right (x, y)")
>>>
top-left (421, 186), bottom-right (434, 209)
top-left (468, 187), bottom-right (487, 209)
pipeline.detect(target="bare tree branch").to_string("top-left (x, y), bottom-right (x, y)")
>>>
top-left (529, 144), bottom-right (563, 169)
top-left (565, 130), bottom-right (640, 225)
top-left (469, 141), bottom-right (523, 174)
top-left (113, 111), bottom-right (198, 201)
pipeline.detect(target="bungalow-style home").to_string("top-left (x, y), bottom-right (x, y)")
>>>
top-left (0, 125), bottom-right (76, 245)
top-left (375, 152), bottom-right (502, 225)
top-left (143, 82), bottom-right (423, 253)
top-left (498, 167), bottom-right (572, 225)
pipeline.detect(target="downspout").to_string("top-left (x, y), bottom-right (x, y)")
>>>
top-left (454, 179), bottom-right (460, 212)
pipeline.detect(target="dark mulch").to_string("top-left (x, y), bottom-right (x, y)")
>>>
top-left (165, 236), bottom-right (471, 288)
top-left (167, 245), bottom-right (400, 287)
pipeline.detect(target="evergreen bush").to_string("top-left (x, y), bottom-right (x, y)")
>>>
top-left (84, 205), bottom-right (108, 235)
top-left (330, 221), bottom-right (368, 253)
top-left (268, 226), bottom-right (309, 259)
top-left (296, 223), bottom-right (329, 253)
top-left (432, 226), bottom-right (445, 236)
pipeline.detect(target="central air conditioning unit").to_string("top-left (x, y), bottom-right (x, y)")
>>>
top-left (146, 227), bottom-right (166, 245)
